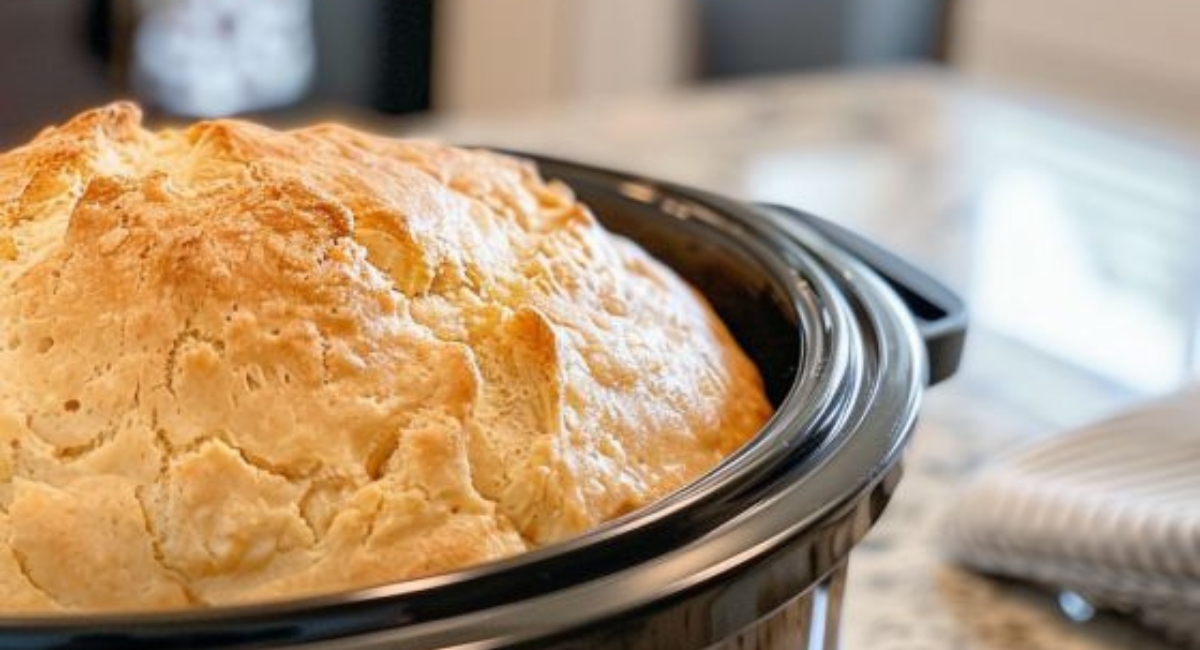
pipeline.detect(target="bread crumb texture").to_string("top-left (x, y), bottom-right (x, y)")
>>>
top-left (0, 104), bottom-right (771, 610)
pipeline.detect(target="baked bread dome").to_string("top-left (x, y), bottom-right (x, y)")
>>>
top-left (0, 104), bottom-right (772, 611)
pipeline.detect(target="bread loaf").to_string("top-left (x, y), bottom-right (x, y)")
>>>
top-left (0, 104), bottom-right (771, 610)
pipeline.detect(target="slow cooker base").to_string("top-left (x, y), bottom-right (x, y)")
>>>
top-left (711, 563), bottom-right (846, 650)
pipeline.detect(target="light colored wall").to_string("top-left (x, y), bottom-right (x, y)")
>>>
top-left (433, 0), bottom-right (693, 113)
top-left (952, 0), bottom-right (1200, 141)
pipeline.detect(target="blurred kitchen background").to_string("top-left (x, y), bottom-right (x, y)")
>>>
top-left (5, 0), bottom-right (1198, 140)
top-left (3, 1), bottom-right (1200, 647)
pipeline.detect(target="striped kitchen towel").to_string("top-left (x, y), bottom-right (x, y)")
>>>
top-left (944, 385), bottom-right (1200, 647)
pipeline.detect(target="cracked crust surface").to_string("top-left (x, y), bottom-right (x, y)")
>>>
top-left (0, 104), bottom-right (772, 610)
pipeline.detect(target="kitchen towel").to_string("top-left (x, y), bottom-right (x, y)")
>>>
top-left (944, 385), bottom-right (1200, 647)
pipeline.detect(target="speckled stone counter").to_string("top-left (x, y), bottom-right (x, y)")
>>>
top-left (409, 67), bottom-right (1200, 649)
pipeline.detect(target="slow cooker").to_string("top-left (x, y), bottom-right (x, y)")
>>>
top-left (0, 153), bottom-right (966, 650)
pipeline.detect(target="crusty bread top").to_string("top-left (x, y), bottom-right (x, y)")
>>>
top-left (0, 103), bottom-right (771, 611)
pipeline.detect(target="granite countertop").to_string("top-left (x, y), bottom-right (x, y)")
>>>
top-left (411, 67), bottom-right (1200, 649)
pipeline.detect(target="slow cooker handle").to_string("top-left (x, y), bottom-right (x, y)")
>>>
top-left (760, 204), bottom-right (966, 386)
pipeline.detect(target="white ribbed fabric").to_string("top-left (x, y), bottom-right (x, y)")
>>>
top-left (945, 385), bottom-right (1200, 647)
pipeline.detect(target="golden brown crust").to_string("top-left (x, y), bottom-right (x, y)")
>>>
top-left (0, 103), bottom-right (772, 610)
